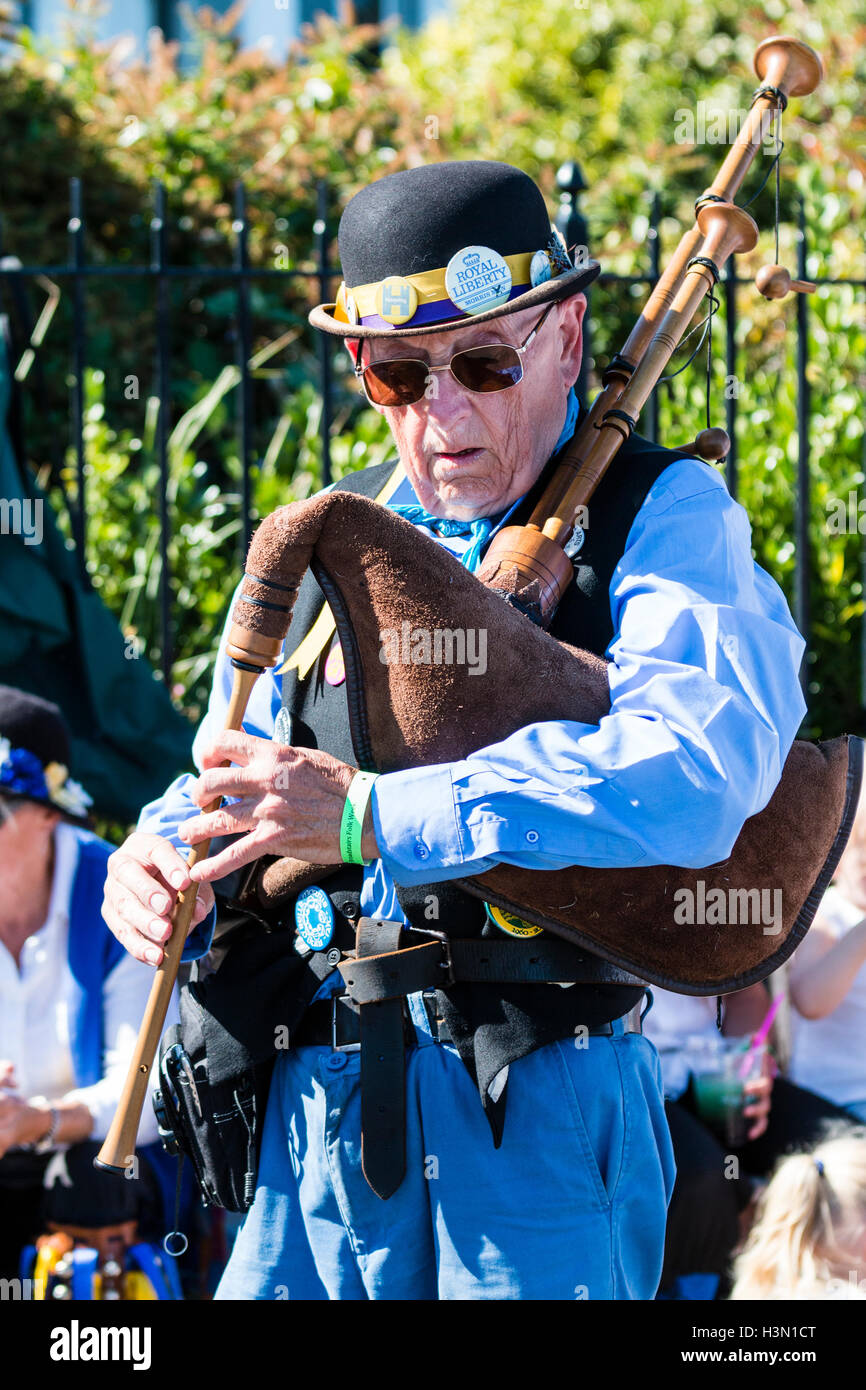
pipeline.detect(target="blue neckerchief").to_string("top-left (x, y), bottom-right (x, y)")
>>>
top-left (387, 506), bottom-right (494, 573)
top-left (389, 388), bottom-right (581, 575)
top-left (556, 386), bottom-right (580, 454)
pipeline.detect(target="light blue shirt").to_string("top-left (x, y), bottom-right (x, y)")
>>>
top-left (141, 406), bottom-right (806, 962)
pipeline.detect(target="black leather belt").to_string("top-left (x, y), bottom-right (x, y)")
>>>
top-left (293, 918), bottom-right (647, 1203)
top-left (293, 990), bottom-right (453, 1050)
top-left (337, 931), bottom-right (645, 1001)
top-left (293, 989), bottom-right (646, 1052)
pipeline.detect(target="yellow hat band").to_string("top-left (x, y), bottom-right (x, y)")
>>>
top-left (334, 251), bottom-right (537, 329)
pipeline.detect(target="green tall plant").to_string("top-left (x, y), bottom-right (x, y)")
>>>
top-left (50, 363), bottom-right (392, 722)
top-left (6, 0), bottom-right (865, 740)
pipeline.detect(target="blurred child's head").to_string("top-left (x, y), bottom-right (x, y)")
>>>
top-left (730, 1126), bottom-right (866, 1299)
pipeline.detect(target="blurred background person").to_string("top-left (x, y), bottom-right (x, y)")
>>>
top-left (788, 784), bottom-right (866, 1124)
top-left (645, 979), bottom-right (854, 1299)
top-left (0, 686), bottom-right (173, 1281)
top-left (729, 1128), bottom-right (866, 1299)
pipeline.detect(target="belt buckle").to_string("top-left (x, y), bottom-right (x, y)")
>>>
top-left (421, 988), bottom-right (441, 1042)
top-left (331, 994), bottom-right (361, 1053)
top-left (438, 935), bottom-right (456, 987)
top-left (421, 988), bottom-right (452, 1045)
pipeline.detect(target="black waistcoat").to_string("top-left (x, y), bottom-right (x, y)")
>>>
top-left (267, 407), bottom-right (684, 1138)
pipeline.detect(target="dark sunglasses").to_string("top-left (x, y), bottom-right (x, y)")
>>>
top-left (353, 302), bottom-right (555, 408)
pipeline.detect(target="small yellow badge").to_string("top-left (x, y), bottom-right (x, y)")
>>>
top-left (485, 903), bottom-right (544, 938)
top-left (376, 275), bottom-right (419, 325)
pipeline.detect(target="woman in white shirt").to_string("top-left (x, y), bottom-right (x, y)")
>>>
top-left (0, 686), bottom-right (176, 1280)
top-left (788, 786), bottom-right (866, 1122)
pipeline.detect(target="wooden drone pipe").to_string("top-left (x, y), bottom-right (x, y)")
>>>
top-left (564, 205), bottom-right (757, 508)
top-left (669, 427), bottom-right (731, 462)
top-left (756, 263), bottom-right (817, 300)
top-left (480, 203), bottom-right (759, 612)
top-left (578, 37), bottom-right (822, 441)
top-left (476, 38), bottom-right (822, 623)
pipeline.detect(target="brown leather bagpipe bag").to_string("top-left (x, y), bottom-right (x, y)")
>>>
top-left (233, 489), bottom-right (863, 996)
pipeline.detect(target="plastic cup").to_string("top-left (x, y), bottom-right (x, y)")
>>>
top-left (687, 1035), bottom-right (766, 1148)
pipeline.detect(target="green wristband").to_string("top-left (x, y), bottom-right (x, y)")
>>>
top-left (340, 770), bottom-right (379, 865)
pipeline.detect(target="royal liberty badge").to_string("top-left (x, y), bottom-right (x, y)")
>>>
top-left (484, 903), bottom-right (544, 938)
top-left (294, 886), bottom-right (336, 951)
top-left (445, 245), bottom-right (512, 316)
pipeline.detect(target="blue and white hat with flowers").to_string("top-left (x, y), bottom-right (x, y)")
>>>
top-left (0, 685), bottom-right (93, 824)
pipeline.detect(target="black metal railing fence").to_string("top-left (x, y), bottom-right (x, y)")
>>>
top-left (1, 170), bottom-right (864, 710)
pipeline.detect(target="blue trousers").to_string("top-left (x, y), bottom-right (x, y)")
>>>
top-left (214, 1007), bottom-right (676, 1301)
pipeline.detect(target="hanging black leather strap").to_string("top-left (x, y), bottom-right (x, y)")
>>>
top-left (340, 920), bottom-right (645, 1199)
top-left (356, 919), bottom-right (407, 1201)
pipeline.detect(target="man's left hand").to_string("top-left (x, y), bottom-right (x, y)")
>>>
top-left (179, 731), bottom-right (380, 883)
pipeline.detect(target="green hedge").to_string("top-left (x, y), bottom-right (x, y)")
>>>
top-left (1, 1), bottom-right (863, 750)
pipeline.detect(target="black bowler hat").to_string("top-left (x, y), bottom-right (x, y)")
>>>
top-left (0, 685), bottom-right (93, 825)
top-left (309, 160), bottom-right (600, 339)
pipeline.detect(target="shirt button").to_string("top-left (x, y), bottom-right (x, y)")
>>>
top-left (525, 829), bottom-right (540, 844)
top-left (325, 1052), bottom-right (348, 1071)
top-left (413, 838), bottom-right (430, 861)
top-left (326, 948), bottom-right (342, 966)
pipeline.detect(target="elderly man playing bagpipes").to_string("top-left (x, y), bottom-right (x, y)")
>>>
top-left (99, 40), bottom-right (862, 1303)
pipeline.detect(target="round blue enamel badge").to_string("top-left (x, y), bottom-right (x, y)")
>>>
top-left (445, 245), bottom-right (512, 316)
top-left (294, 886), bottom-right (335, 951)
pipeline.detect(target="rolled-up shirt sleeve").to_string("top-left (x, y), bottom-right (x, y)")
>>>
top-left (371, 458), bottom-right (807, 884)
top-left (137, 580), bottom-right (286, 850)
top-left (136, 579), bottom-right (287, 959)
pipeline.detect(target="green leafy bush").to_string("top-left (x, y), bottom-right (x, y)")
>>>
top-left (2, 0), bottom-right (864, 749)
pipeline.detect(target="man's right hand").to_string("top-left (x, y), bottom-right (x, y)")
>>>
top-left (102, 831), bottom-right (215, 966)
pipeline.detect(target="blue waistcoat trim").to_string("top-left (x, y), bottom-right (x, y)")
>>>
top-left (65, 829), bottom-right (125, 1088)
